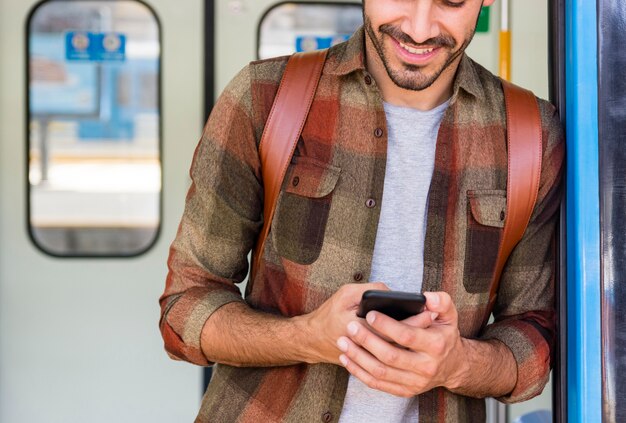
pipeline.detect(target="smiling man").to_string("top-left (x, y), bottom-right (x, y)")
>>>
top-left (159, 1), bottom-right (564, 422)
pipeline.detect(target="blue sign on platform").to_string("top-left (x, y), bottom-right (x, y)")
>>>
top-left (296, 35), bottom-right (350, 52)
top-left (65, 32), bottom-right (126, 62)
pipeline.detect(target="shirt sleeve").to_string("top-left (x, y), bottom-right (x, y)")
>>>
top-left (158, 65), bottom-right (263, 366)
top-left (478, 100), bottom-right (565, 403)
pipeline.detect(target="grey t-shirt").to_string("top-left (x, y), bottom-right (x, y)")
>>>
top-left (339, 99), bottom-right (449, 423)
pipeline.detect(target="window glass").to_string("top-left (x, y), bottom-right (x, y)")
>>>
top-left (258, 2), bottom-right (363, 59)
top-left (27, 0), bottom-right (161, 256)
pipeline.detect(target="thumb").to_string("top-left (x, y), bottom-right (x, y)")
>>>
top-left (402, 309), bottom-right (438, 328)
top-left (339, 282), bottom-right (390, 308)
top-left (365, 282), bottom-right (390, 291)
top-left (423, 292), bottom-right (458, 326)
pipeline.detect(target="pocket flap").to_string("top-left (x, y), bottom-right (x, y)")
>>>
top-left (467, 190), bottom-right (506, 228)
top-left (285, 157), bottom-right (341, 198)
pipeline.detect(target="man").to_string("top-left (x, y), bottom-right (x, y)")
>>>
top-left (159, 0), bottom-right (564, 421)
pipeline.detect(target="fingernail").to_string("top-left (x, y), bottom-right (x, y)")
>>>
top-left (347, 321), bottom-right (359, 336)
top-left (337, 337), bottom-right (348, 352)
top-left (431, 312), bottom-right (439, 321)
top-left (366, 311), bottom-right (377, 325)
top-left (339, 354), bottom-right (348, 366)
top-left (430, 293), bottom-right (440, 306)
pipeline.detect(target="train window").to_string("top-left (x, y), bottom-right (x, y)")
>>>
top-left (257, 2), bottom-right (363, 60)
top-left (27, 0), bottom-right (161, 257)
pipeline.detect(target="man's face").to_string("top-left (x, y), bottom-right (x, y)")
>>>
top-left (363, 0), bottom-right (494, 91)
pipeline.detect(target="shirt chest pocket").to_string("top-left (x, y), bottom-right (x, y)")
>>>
top-left (464, 190), bottom-right (506, 293)
top-left (271, 156), bottom-right (341, 265)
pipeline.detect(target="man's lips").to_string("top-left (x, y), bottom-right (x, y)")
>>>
top-left (398, 40), bottom-right (437, 55)
top-left (390, 37), bottom-right (441, 63)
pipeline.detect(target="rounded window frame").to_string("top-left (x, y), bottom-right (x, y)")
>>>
top-left (25, 0), bottom-right (163, 258)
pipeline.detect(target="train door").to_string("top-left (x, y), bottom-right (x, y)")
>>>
top-left (0, 0), bottom-right (205, 421)
top-left (212, 1), bottom-right (552, 422)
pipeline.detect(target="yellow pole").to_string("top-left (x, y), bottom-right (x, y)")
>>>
top-left (499, 0), bottom-right (511, 81)
top-left (499, 31), bottom-right (511, 80)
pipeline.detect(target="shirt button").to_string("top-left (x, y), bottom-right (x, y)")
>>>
top-left (353, 272), bottom-right (363, 282)
top-left (374, 127), bottom-right (384, 138)
top-left (364, 75), bottom-right (372, 85)
top-left (322, 412), bottom-right (333, 422)
top-left (365, 198), bottom-right (376, 208)
top-left (292, 176), bottom-right (300, 187)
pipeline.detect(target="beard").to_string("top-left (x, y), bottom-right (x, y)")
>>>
top-left (363, 14), bottom-right (476, 91)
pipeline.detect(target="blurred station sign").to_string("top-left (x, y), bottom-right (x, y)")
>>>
top-left (65, 32), bottom-right (126, 61)
top-left (296, 34), bottom-right (350, 52)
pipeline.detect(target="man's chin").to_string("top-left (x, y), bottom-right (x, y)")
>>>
top-left (385, 65), bottom-right (442, 91)
top-left (390, 52), bottom-right (463, 91)
top-left (391, 77), bottom-right (438, 92)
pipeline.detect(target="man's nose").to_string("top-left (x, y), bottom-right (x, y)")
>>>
top-left (400, 1), bottom-right (441, 44)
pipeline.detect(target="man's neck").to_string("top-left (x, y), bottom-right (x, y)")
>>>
top-left (365, 36), bottom-right (460, 111)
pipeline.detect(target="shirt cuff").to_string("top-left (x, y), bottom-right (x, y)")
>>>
top-left (479, 318), bottom-right (552, 403)
top-left (161, 287), bottom-right (245, 366)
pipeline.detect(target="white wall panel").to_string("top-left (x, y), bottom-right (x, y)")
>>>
top-left (0, 0), bottom-right (204, 421)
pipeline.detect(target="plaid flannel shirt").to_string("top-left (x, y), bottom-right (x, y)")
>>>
top-left (160, 27), bottom-right (564, 423)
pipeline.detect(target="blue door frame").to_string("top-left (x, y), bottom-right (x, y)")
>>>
top-left (565, 0), bottom-right (602, 421)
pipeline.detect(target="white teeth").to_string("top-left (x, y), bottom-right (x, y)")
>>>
top-left (399, 41), bottom-right (434, 55)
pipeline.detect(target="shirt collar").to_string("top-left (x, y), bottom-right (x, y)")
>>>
top-left (325, 26), bottom-right (486, 103)
top-left (324, 26), bottom-right (367, 76)
top-left (450, 53), bottom-right (486, 103)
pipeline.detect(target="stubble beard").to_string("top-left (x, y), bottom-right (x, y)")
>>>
top-left (363, 15), bottom-right (476, 92)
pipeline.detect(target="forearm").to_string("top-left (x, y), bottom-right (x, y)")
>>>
top-left (200, 302), bottom-right (317, 367)
top-left (447, 338), bottom-right (517, 398)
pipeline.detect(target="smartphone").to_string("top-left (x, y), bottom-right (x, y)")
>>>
top-left (357, 290), bottom-right (426, 321)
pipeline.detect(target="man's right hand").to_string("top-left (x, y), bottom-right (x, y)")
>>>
top-left (297, 282), bottom-right (390, 365)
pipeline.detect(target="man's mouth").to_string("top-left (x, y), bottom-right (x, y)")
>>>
top-left (398, 41), bottom-right (436, 56)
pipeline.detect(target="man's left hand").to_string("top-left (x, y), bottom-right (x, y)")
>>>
top-left (336, 292), bottom-right (468, 398)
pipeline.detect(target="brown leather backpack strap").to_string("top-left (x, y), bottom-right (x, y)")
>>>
top-left (484, 80), bottom-right (543, 323)
top-left (250, 50), bottom-right (328, 282)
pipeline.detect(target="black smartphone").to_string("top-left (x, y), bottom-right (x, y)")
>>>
top-left (357, 290), bottom-right (426, 321)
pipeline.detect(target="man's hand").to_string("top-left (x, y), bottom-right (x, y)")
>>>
top-left (298, 282), bottom-right (391, 365)
top-left (335, 291), bottom-right (465, 397)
